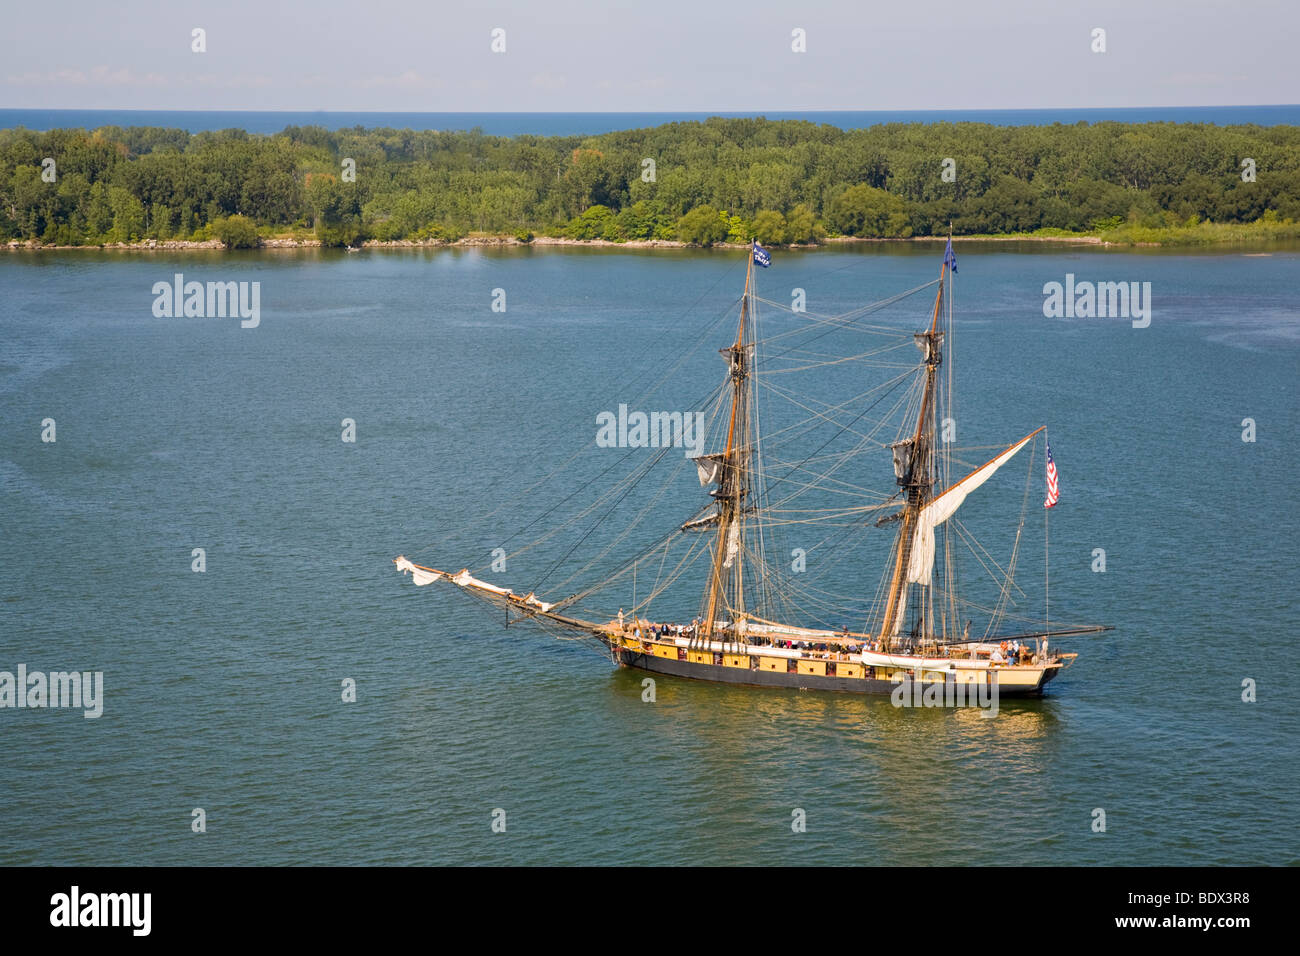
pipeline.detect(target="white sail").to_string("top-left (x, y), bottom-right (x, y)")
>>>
top-left (394, 557), bottom-right (556, 610)
top-left (722, 524), bottom-right (740, 569)
top-left (857, 649), bottom-right (956, 670)
top-left (452, 569), bottom-right (509, 594)
top-left (522, 592), bottom-right (554, 612)
top-left (905, 428), bottom-right (1041, 586)
top-left (395, 556), bottom-right (442, 586)
top-left (692, 453), bottom-right (726, 487)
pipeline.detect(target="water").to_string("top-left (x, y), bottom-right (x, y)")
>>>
top-left (1, 242), bottom-right (1297, 865)
top-left (2, 106), bottom-right (1298, 136)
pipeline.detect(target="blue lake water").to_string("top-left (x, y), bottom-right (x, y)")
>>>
top-left (3, 106), bottom-right (1299, 136)
top-left (1, 242), bottom-right (1297, 865)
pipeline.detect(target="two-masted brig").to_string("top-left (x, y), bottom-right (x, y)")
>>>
top-left (395, 241), bottom-right (1108, 696)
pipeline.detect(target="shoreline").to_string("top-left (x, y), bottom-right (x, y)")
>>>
top-left (0, 233), bottom-right (1172, 253)
top-left (6, 118), bottom-right (1296, 257)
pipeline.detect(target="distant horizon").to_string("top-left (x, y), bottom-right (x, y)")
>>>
top-left (6, 104), bottom-right (1298, 114)
top-left (5, 104), bottom-right (1297, 139)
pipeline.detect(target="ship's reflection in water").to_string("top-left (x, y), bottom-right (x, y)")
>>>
top-left (603, 666), bottom-right (1066, 864)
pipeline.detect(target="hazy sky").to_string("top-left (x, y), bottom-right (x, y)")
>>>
top-left (3, 0), bottom-right (1295, 112)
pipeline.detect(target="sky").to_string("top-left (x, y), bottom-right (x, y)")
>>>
top-left (2, 0), bottom-right (1295, 112)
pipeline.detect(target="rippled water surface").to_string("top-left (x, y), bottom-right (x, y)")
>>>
top-left (1, 243), bottom-right (1296, 865)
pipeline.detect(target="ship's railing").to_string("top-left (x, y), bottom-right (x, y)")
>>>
top-left (607, 628), bottom-right (1054, 670)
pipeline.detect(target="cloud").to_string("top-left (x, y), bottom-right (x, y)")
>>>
top-left (6, 66), bottom-right (170, 87)
top-left (358, 70), bottom-right (435, 90)
top-left (192, 73), bottom-right (275, 89)
top-left (530, 71), bottom-right (567, 91)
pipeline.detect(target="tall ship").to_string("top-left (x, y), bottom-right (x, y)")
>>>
top-left (395, 241), bottom-right (1108, 697)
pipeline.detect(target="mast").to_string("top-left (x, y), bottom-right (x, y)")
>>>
top-left (877, 259), bottom-right (947, 650)
top-left (1045, 446), bottom-right (1050, 634)
top-left (700, 243), bottom-right (756, 641)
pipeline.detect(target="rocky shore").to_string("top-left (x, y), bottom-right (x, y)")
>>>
top-left (4, 233), bottom-right (1112, 252)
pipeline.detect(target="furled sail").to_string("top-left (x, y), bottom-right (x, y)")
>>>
top-left (857, 649), bottom-right (957, 671)
top-left (905, 428), bottom-right (1043, 585)
top-left (722, 524), bottom-right (740, 569)
top-left (692, 453), bottom-right (726, 487)
top-left (890, 438), bottom-right (914, 483)
top-left (393, 557), bottom-right (555, 611)
top-left (681, 511), bottom-right (720, 531)
top-left (395, 555), bottom-right (442, 586)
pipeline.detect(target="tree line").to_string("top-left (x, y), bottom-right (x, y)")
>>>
top-left (1, 118), bottom-right (1297, 247)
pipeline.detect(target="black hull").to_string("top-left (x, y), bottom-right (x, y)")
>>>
top-left (614, 648), bottom-right (1050, 697)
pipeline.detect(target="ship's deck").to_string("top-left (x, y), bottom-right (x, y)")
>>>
top-left (602, 626), bottom-right (1067, 691)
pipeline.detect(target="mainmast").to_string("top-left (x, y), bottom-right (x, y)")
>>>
top-left (877, 259), bottom-right (948, 650)
top-left (700, 243), bottom-right (757, 641)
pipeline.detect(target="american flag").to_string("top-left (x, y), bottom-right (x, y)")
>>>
top-left (1044, 441), bottom-right (1060, 509)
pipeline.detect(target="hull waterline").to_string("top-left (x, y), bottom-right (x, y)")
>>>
top-left (611, 644), bottom-right (1060, 697)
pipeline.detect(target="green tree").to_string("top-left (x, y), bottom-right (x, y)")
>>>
top-left (676, 206), bottom-right (729, 246)
top-left (107, 186), bottom-right (145, 242)
top-left (212, 213), bottom-right (261, 248)
top-left (722, 211), bottom-right (750, 244)
top-left (827, 184), bottom-right (910, 237)
top-left (566, 204), bottom-right (614, 240)
top-left (305, 172), bottom-right (364, 246)
top-left (85, 181), bottom-right (113, 239)
top-left (616, 200), bottom-right (672, 240)
top-left (784, 203), bottom-right (822, 244)
top-left (751, 209), bottom-right (787, 244)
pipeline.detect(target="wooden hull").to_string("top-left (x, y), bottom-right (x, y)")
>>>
top-left (612, 645), bottom-right (1059, 697)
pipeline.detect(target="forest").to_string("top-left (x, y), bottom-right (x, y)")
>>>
top-left (2, 118), bottom-right (1298, 247)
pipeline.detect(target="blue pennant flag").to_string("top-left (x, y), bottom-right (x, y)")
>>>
top-left (753, 242), bottom-right (771, 268)
top-left (943, 238), bottom-right (957, 274)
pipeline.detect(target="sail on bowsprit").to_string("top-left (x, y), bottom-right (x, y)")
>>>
top-left (394, 241), bottom-right (1108, 695)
